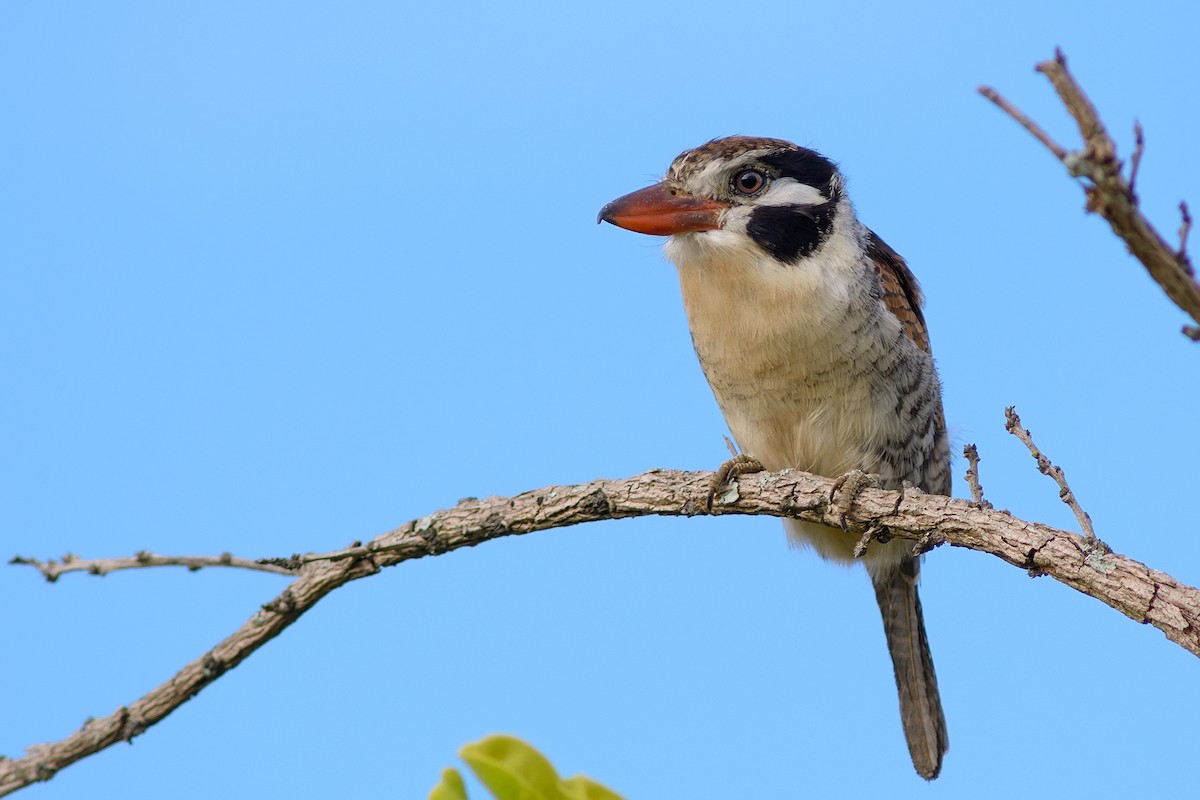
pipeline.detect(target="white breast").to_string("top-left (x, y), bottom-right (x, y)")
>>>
top-left (667, 219), bottom-right (905, 472)
top-left (665, 218), bottom-right (921, 569)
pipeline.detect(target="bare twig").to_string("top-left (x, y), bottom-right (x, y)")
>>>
top-left (1181, 205), bottom-right (1197, 340)
top-left (1129, 121), bottom-right (1145, 197)
top-left (1180, 201), bottom-right (1193, 267)
top-left (9, 551), bottom-right (296, 581)
top-left (979, 49), bottom-right (1200, 338)
top-left (1003, 407), bottom-right (1101, 549)
top-left (962, 444), bottom-right (993, 509)
top-left (723, 435), bottom-right (740, 458)
top-left (1037, 48), bottom-right (1114, 165)
top-left (976, 86), bottom-right (1068, 159)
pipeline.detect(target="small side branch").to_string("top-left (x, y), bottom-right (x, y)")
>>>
top-left (979, 49), bottom-right (1200, 337)
top-left (1003, 407), bottom-right (1100, 547)
top-left (1128, 121), bottom-right (1145, 197)
top-left (976, 86), bottom-right (1067, 159)
top-left (962, 444), bottom-right (993, 509)
top-left (9, 551), bottom-right (296, 581)
top-left (1180, 202), bottom-right (1193, 268)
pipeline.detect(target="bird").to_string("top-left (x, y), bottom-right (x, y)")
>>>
top-left (597, 136), bottom-right (950, 779)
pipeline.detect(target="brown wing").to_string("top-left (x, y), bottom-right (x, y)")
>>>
top-left (866, 231), bottom-right (930, 355)
top-left (868, 230), bottom-right (952, 496)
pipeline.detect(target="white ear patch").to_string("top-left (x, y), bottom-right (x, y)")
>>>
top-left (759, 177), bottom-right (827, 207)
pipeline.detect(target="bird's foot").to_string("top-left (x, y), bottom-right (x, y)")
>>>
top-left (853, 525), bottom-right (887, 559)
top-left (829, 469), bottom-right (883, 531)
top-left (706, 454), bottom-right (765, 511)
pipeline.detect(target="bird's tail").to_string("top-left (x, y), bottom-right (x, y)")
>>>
top-left (871, 556), bottom-right (949, 780)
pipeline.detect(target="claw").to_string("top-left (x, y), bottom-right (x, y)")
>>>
top-left (706, 453), bottom-right (765, 511)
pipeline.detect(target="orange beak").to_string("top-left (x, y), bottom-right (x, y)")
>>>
top-left (597, 183), bottom-right (727, 236)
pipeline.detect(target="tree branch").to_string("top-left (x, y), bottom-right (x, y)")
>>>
top-left (5, 466), bottom-right (1198, 796)
top-left (979, 49), bottom-right (1200, 337)
top-left (8, 551), bottom-right (296, 581)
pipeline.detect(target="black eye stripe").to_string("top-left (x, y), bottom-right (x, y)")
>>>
top-left (758, 148), bottom-right (838, 200)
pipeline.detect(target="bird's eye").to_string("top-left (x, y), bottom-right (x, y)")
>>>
top-left (732, 169), bottom-right (767, 196)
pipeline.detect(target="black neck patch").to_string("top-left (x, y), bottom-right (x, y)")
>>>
top-left (746, 201), bottom-right (839, 263)
top-left (745, 148), bottom-right (842, 263)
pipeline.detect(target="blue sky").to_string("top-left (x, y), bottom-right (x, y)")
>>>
top-left (4, 2), bottom-right (1199, 797)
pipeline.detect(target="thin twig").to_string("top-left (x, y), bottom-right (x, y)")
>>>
top-left (1128, 120), bottom-right (1145, 198)
top-left (1037, 48), bottom-right (1115, 165)
top-left (962, 444), bottom-right (993, 509)
top-left (9, 551), bottom-right (296, 581)
top-left (1180, 201), bottom-right (1193, 267)
top-left (980, 49), bottom-right (1200, 338)
top-left (977, 85), bottom-right (1068, 160)
top-left (1003, 407), bottom-right (1100, 548)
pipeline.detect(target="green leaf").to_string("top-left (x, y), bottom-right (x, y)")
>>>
top-left (458, 735), bottom-right (624, 800)
top-left (559, 775), bottom-right (625, 800)
top-left (460, 735), bottom-right (561, 800)
top-left (429, 767), bottom-right (469, 800)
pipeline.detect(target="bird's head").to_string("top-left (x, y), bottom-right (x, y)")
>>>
top-left (598, 136), bottom-right (847, 265)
